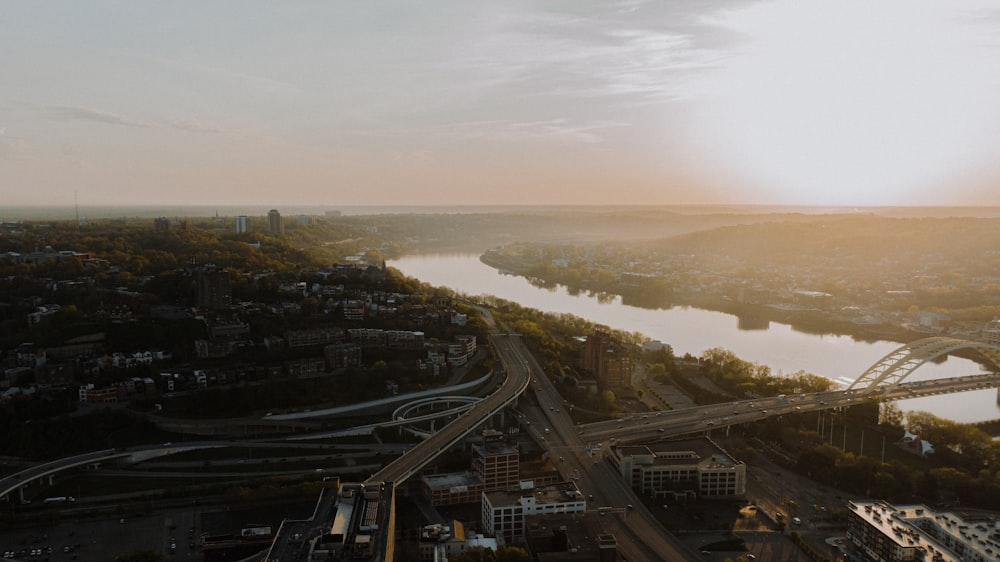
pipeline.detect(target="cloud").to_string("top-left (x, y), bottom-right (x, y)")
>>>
top-left (432, 118), bottom-right (629, 144)
top-left (162, 118), bottom-right (226, 134)
top-left (46, 106), bottom-right (149, 128)
top-left (43, 106), bottom-right (234, 135)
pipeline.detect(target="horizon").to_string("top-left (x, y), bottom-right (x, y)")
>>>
top-left (7, 203), bottom-right (1000, 222)
top-left (4, 2), bottom-right (1000, 208)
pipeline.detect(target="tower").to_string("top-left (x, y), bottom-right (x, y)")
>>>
top-left (267, 209), bottom-right (284, 234)
top-left (196, 267), bottom-right (232, 310)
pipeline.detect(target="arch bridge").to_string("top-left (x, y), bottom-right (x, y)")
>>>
top-left (846, 336), bottom-right (1000, 395)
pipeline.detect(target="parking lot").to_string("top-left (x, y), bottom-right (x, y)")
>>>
top-left (0, 506), bottom-right (202, 561)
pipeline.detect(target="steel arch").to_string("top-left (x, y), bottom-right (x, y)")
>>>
top-left (846, 337), bottom-right (1000, 395)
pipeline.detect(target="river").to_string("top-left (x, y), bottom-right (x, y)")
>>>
top-left (389, 253), bottom-right (1000, 424)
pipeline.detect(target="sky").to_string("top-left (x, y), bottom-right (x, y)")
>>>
top-left (3, 0), bottom-right (1000, 209)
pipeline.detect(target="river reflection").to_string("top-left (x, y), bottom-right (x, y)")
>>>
top-left (390, 253), bottom-right (999, 423)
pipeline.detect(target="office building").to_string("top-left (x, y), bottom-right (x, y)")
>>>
top-left (607, 437), bottom-right (746, 499)
top-left (236, 215), bottom-right (249, 233)
top-left (580, 331), bottom-right (632, 389)
top-left (268, 209), bottom-right (284, 234)
top-left (482, 481), bottom-right (586, 545)
top-left (423, 429), bottom-right (520, 506)
top-left (196, 267), bottom-right (232, 310)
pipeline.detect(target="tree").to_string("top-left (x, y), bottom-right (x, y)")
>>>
top-left (496, 545), bottom-right (529, 562)
top-left (880, 401), bottom-right (904, 427)
top-left (601, 390), bottom-right (616, 412)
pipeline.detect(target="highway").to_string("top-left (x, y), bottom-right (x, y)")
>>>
top-left (5, 327), bottom-right (998, 560)
top-left (522, 342), bottom-right (703, 562)
top-left (364, 333), bottom-right (531, 485)
top-left (580, 372), bottom-right (1000, 444)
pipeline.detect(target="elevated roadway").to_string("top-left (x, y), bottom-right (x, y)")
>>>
top-left (0, 443), bottom-right (228, 503)
top-left (363, 333), bottom-right (531, 486)
top-left (581, 372), bottom-right (1000, 444)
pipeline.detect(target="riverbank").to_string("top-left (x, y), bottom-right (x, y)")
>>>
top-left (480, 250), bottom-right (917, 347)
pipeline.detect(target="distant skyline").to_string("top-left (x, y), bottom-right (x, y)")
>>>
top-left (3, 1), bottom-right (1000, 208)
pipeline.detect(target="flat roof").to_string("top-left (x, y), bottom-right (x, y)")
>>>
top-left (485, 481), bottom-right (582, 507)
top-left (848, 501), bottom-right (993, 562)
top-left (614, 437), bottom-right (742, 469)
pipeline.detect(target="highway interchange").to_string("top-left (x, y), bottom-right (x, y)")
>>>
top-left (3, 327), bottom-right (1000, 561)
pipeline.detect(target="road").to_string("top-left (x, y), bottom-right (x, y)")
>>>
top-left (364, 333), bottom-right (531, 485)
top-left (522, 343), bottom-right (703, 562)
top-left (580, 372), bottom-right (1000, 444)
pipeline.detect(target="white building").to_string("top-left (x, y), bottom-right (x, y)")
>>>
top-left (608, 437), bottom-right (745, 499)
top-left (482, 481), bottom-right (585, 545)
top-left (448, 335), bottom-right (476, 367)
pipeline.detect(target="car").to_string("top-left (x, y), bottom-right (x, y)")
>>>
top-left (627, 504), bottom-right (633, 509)
top-left (747, 555), bottom-right (756, 560)
top-left (588, 494), bottom-right (594, 500)
top-left (658, 428), bottom-right (665, 433)
top-left (706, 421), bottom-right (714, 425)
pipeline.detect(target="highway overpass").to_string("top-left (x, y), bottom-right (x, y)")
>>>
top-left (363, 333), bottom-right (531, 485)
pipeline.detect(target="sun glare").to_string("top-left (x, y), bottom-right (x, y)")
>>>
top-left (697, 0), bottom-right (1000, 205)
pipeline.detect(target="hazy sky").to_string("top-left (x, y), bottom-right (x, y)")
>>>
top-left (3, 1), bottom-right (1000, 208)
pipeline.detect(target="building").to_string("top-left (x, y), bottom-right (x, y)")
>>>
top-left (607, 437), bottom-right (746, 499)
top-left (845, 500), bottom-right (1000, 562)
top-left (236, 215), bottom-right (249, 233)
top-left (286, 481), bottom-right (395, 562)
top-left (524, 513), bottom-right (618, 562)
top-left (417, 521), bottom-right (498, 562)
top-left (580, 331), bottom-right (632, 390)
top-left (196, 267), bottom-right (232, 310)
top-left (448, 335), bottom-right (477, 367)
top-left (482, 481), bottom-right (586, 545)
top-left (268, 209), bottom-right (284, 234)
top-left (325, 343), bottom-right (362, 369)
top-left (385, 330), bottom-right (425, 351)
top-left (78, 383), bottom-right (125, 404)
top-left (422, 429), bottom-right (521, 506)
top-left (154, 216), bottom-right (170, 232)
top-left (286, 327), bottom-right (345, 348)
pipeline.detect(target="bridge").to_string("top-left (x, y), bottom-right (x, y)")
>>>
top-left (583, 337), bottom-right (1000, 444)
top-left (846, 337), bottom-right (1000, 395)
